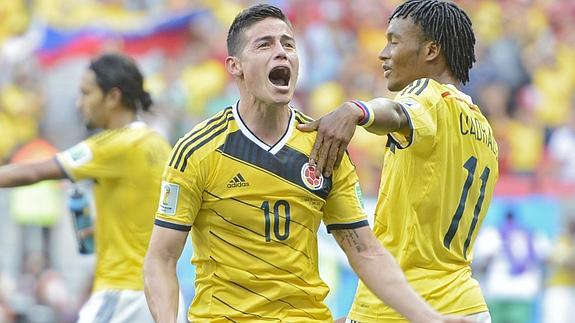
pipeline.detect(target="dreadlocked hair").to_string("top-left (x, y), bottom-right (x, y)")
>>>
top-left (390, 0), bottom-right (476, 84)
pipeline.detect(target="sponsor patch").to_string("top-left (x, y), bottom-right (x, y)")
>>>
top-left (227, 173), bottom-right (249, 188)
top-left (301, 162), bottom-right (323, 190)
top-left (63, 142), bottom-right (93, 167)
top-left (158, 181), bottom-right (179, 216)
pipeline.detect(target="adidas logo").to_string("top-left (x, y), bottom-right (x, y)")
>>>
top-left (227, 173), bottom-right (250, 188)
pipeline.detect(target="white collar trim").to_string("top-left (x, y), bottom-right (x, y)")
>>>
top-left (232, 101), bottom-right (295, 155)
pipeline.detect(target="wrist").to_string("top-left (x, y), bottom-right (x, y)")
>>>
top-left (349, 100), bottom-right (375, 128)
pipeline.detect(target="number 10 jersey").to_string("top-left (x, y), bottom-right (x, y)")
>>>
top-left (155, 103), bottom-right (367, 322)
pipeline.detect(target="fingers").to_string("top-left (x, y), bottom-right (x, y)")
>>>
top-left (309, 131), bottom-right (323, 167)
top-left (315, 139), bottom-right (333, 178)
top-left (296, 120), bottom-right (319, 132)
top-left (323, 141), bottom-right (342, 177)
top-left (333, 147), bottom-right (346, 172)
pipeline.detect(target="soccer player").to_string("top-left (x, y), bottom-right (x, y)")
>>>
top-left (143, 4), bottom-right (471, 323)
top-left (298, 0), bottom-right (498, 322)
top-left (0, 53), bottom-right (172, 323)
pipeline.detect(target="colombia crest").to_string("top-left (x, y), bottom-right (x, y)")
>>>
top-left (301, 162), bottom-right (323, 190)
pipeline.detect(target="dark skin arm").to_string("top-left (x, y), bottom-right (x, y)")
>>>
top-left (297, 98), bottom-right (410, 177)
top-left (0, 158), bottom-right (65, 187)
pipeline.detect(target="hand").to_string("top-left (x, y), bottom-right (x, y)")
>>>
top-left (296, 102), bottom-right (362, 177)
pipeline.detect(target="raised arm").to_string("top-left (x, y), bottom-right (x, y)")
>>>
top-left (0, 158), bottom-right (65, 187)
top-left (297, 98), bottom-right (409, 177)
top-left (143, 225), bottom-right (188, 323)
top-left (332, 226), bottom-right (472, 323)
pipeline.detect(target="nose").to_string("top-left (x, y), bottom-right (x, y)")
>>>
top-left (378, 44), bottom-right (390, 61)
top-left (274, 42), bottom-right (288, 60)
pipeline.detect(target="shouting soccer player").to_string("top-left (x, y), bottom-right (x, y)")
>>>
top-left (144, 3), bottom-right (472, 323)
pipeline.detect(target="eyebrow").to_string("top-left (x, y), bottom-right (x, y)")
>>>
top-left (253, 34), bottom-right (295, 43)
top-left (387, 31), bottom-right (400, 39)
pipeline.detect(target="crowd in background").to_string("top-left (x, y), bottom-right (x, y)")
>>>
top-left (0, 0), bottom-right (574, 322)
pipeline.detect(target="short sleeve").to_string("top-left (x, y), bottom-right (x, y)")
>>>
top-left (389, 78), bottom-right (438, 149)
top-left (55, 137), bottom-right (123, 181)
top-left (154, 150), bottom-right (205, 232)
top-left (322, 153), bottom-right (369, 233)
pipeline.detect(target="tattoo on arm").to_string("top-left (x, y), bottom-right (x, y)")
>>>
top-left (336, 229), bottom-right (367, 253)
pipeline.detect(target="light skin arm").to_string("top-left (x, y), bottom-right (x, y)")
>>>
top-left (0, 158), bottom-right (65, 187)
top-left (144, 225), bottom-right (188, 323)
top-left (332, 226), bottom-right (472, 323)
top-left (297, 99), bottom-right (410, 177)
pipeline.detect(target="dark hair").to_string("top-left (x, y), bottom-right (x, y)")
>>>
top-left (89, 53), bottom-right (152, 111)
top-left (227, 3), bottom-right (292, 56)
top-left (390, 0), bottom-right (476, 84)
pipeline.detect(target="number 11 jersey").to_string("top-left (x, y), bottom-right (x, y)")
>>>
top-left (155, 103), bottom-right (368, 322)
top-left (350, 78), bottom-right (499, 322)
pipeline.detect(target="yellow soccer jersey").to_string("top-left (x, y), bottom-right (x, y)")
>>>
top-left (155, 104), bottom-right (368, 322)
top-left (350, 79), bottom-right (499, 321)
top-left (56, 122), bottom-right (171, 291)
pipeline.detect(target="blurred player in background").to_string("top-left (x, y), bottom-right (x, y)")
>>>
top-left (299, 0), bottom-right (498, 322)
top-left (0, 53), bottom-right (171, 323)
top-left (144, 3), bottom-right (471, 323)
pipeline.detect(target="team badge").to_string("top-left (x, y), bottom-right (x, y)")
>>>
top-left (64, 142), bottom-right (93, 167)
top-left (301, 162), bottom-right (323, 190)
top-left (158, 181), bottom-right (179, 216)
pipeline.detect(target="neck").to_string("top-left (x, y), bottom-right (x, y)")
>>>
top-left (107, 108), bottom-right (137, 129)
top-left (430, 66), bottom-right (460, 88)
top-left (237, 98), bottom-right (291, 146)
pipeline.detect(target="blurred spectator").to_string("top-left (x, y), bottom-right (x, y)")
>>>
top-left (504, 86), bottom-right (545, 176)
top-left (542, 210), bottom-right (575, 323)
top-left (474, 210), bottom-right (551, 323)
top-left (0, 60), bottom-right (44, 163)
top-left (546, 101), bottom-right (575, 181)
top-left (0, 268), bottom-right (15, 323)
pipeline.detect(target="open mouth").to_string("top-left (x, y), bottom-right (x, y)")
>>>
top-left (269, 66), bottom-right (290, 87)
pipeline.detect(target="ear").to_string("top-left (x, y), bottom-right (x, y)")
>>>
top-left (423, 41), bottom-right (441, 62)
top-left (105, 87), bottom-right (122, 107)
top-left (225, 56), bottom-right (243, 77)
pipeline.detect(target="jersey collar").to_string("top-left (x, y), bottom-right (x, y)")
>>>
top-left (232, 101), bottom-right (295, 155)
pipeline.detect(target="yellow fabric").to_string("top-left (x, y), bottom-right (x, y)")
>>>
top-left (155, 105), bottom-right (367, 322)
top-left (350, 79), bottom-right (499, 321)
top-left (56, 122), bottom-right (171, 291)
top-left (547, 235), bottom-right (575, 286)
top-left (0, 0), bottom-right (29, 42)
top-left (506, 120), bottom-right (544, 173)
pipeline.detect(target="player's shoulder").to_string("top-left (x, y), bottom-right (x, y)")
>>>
top-left (291, 106), bottom-right (319, 147)
top-left (167, 106), bottom-right (235, 172)
top-left (292, 107), bottom-right (314, 124)
top-left (396, 78), bottom-right (448, 105)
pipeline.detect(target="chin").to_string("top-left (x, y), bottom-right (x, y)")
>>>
top-left (387, 80), bottom-right (403, 92)
top-left (271, 94), bottom-right (293, 106)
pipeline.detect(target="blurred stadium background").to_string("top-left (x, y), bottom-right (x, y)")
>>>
top-left (0, 0), bottom-right (574, 322)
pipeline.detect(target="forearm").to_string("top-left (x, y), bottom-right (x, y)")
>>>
top-left (0, 164), bottom-right (42, 187)
top-left (363, 98), bottom-right (409, 135)
top-left (144, 255), bottom-right (180, 323)
top-left (349, 245), bottom-right (440, 323)
top-left (0, 159), bottom-right (64, 187)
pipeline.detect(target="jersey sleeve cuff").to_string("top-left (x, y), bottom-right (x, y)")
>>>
top-left (326, 220), bottom-right (369, 233)
top-left (388, 103), bottom-right (414, 149)
top-left (54, 156), bottom-right (75, 181)
top-left (154, 219), bottom-right (192, 232)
